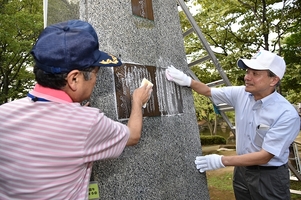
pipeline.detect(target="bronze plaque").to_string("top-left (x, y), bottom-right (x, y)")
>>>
top-left (114, 63), bottom-right (184, 120)
top-left (131, 0), bottom-right (154, 21)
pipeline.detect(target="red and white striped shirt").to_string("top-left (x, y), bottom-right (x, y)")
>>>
top-left (0, 84), bottom-right (129, 199)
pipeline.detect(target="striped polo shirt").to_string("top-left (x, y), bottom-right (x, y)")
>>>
top-left (0, 84), bottom-right (130, 199)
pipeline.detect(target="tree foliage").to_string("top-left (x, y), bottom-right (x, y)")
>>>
top-left (281, 2), bottom-right (301, 103)
top-left (0, 0), bottom-right (43, 104)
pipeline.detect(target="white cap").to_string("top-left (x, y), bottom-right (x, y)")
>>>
top-left (237, 49), bottom-right (286, 79)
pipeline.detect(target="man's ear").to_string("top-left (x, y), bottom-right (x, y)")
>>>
top-left (270, 76), bottom-right (280, 87)
top-left (66, 70), bottom-right (81, 91)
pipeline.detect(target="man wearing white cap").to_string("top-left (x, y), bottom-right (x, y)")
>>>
top-left (165, 49), bottom-right (300, 199)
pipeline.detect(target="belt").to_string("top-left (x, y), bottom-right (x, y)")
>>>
top-left (246, 164), bottom-right (285, 170)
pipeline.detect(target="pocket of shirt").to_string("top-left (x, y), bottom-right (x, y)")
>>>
top-left (254, 129), bottom-right (268, 147)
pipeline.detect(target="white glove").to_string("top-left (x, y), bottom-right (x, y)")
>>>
top-left (195, 154), bottom-right (225, 173)
top-left (165, 65), bottom-right (192, 87)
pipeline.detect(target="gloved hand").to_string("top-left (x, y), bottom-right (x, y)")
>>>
top-left (165, 65), bottom-right (192, 87)
top-left (195, 154), bottom-right (225, 173)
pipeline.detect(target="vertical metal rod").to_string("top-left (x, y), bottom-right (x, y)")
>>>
top-left (43, 0), bottom-right (48, 28)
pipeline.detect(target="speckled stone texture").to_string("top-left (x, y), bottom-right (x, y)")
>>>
top-left (50, 0), bottom-right (210, 199)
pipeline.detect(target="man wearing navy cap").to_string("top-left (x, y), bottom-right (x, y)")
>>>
top-left (0, 20), bottom-right (152, 199)
top-left (165, 49), bottom-right (300, 199)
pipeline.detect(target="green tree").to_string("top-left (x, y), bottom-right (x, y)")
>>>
top-left (181, 0), bottom-right (301, 81)
top-left (281, 30), bottom-right (301, 103)
top-left (0, 0), bottom-right (43, 104)
top-left (280, 1), bottom-right (301, 103)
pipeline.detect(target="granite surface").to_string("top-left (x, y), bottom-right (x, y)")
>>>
top-left (48, 0), bottom-right (209, 199)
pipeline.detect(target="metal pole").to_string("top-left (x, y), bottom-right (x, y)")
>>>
top-left (43, 0), bottom-right (48, 28)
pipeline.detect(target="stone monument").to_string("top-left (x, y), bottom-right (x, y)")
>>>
top-left (47, 0), bottom-right (209, 199)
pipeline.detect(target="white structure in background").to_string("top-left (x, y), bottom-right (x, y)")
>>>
top-left (43, 0), bottom-right (48, 28)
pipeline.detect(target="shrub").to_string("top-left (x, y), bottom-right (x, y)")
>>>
top-left (200, 135), bottom-right (227, 145)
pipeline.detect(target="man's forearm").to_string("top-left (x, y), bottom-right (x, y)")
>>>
top-left (222, 149), bottom-right (274, 166)
top-left (190, 79), bottom-right (212, 97)
top-left (126, 101), bottom-right (143, 146)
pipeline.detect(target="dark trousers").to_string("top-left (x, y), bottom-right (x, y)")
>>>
top-left (233, 164), bottom-right (290, 200)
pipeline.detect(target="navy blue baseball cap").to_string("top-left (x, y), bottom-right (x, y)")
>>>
top-left (31, 20), bottom-right (122, 74)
